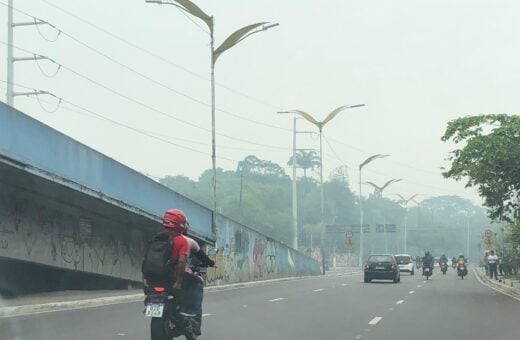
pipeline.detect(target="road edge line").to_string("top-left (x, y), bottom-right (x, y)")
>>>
top-left (473, 269), bottom-right (520, 302)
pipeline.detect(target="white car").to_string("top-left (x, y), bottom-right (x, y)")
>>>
top-left (394, 254), bottom-right (414, 275)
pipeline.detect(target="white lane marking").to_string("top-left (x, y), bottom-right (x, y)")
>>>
top-left (313, 288), bottom-right (325, 292)
top-left (388, 307), bottom-right (394, 311)
top-left (342, 283), bottom-right (349, 286)
top-left (355, 335), bottom-right (363, 339)
top-left (409, 290), bottom-right (415, 294)
top-left (368, 317), bottom-right (383, 325)
top-left (423, 280), bottom-right (427, 283)
top-left (242, 305), bottom-right (248, 308)
top-left (417, 285), bottom-right (422, 288)
top-left (117, 334), bottom-right (125, 336)
top-left (202, 313), bottom-right (213, 317)
top-left (268, 298), bottom-right (285, 302)
top-left (396, 300), bottom-right (404, 304)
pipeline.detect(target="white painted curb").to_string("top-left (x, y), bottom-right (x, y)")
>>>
top-left (473, 269), bottom-right (520, 302)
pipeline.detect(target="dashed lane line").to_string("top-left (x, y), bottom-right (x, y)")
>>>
top-left (268, 298), bottom-right (285, 302)
top-left (202, 313), bottom-right (212, 317)
top-left (313, 288), bottom-right (325, 292)
top-left (368, 317), bottom-right (383, 325)
top-left (409, 290), bottom-right (415, 294)
top-left (417, 285), bottom-right (422, 288)
top-left (396, 300), bottom-right (404, 304)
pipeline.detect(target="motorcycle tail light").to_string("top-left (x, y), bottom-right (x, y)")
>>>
top-left (153, 287), bottom-right (165, 292)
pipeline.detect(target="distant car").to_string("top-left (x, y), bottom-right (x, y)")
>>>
top-left (364, 254), bottom-right (401, 283)
top-left (394, 254), bottom-right (414, 275)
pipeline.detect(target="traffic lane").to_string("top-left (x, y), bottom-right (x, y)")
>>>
top-left (0, 300), bottom-right (148, 340)
top-left (364, 270), bottom-right (520, 340)
top-left (0, 273), bottom-right (362, 340)
top-left (203, 271), bottom-right (423, 339)
top-left (0, 270), bottom-right (424, 340)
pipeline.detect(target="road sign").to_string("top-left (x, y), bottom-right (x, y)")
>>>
top-left (346, 231), bottom-right (353, 239)
top-left (349, 224), bottom-right (370, 233)
top-left (326, 224), bottom-right (347, 234)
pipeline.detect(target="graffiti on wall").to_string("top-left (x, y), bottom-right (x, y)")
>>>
top-left (0, 187), bottom-right (150, 281)
top-left (205, 217), bottom-right (320, 286)
top-left (0, 183), bottom-right (319, 284)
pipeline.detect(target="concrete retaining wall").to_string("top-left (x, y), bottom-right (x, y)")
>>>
top-left (206, 216), bottom-right (321, 285)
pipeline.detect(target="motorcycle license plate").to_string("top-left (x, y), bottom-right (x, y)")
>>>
top-left (425, 268), bottom-right (430, 272)
top-left (145, 303), bottom-right (164, 318)
top-left (375, 266), bottom-right (385, 270)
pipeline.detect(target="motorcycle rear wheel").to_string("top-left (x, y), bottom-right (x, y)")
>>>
top-left (151, 318), bottom-right (168, 340)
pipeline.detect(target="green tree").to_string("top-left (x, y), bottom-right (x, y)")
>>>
top-left (287, 150), bottom-right (321, 178)
top-left (441, 114), bottom-right (520, 223)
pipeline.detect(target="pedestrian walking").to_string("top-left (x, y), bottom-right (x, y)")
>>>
top-left (488, 250), bottom-right (499, 280)
top-left (483, 251), bottom-right (489, 275)
top-left (498, 252), bottom-right (504, 276)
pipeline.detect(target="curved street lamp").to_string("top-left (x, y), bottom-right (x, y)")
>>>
top-left (364, 178), bottom-right (402, 253)
top-left (358, 154), bottom-right (389, 266)
top-left (146, 0), bottom-right (278, 235)
top-left (394, 193), bottom-right (424, 254)
top-left (287, 104), bottom-right (365, 273)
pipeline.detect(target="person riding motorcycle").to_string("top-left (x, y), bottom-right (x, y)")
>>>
top-left (422, 251), bottom-right (434, 272)
top-left (451, 256), bottom-right (457, 268)
top-left (439, 254), bottom-right (448, 272)
top-left (182, 229), bottom-right (215, 336)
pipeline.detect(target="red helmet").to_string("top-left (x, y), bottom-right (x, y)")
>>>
top-left (162, 209), bottom-right (188, 233)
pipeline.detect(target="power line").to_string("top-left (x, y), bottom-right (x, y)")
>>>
top-left (0, 41), bottom-right (292, 152)
top-left (5, 0), bottom-right (287, 132)
top-left (38, 0), bottom-right (280, 111)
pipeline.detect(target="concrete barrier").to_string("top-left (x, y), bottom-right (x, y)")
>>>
top-left (0, 102), bottom-right (321, 289)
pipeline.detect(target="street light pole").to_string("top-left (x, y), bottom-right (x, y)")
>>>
top-left (287, 104), bottom-right (365, 274)
top-left (394, 194), bottom-right (421, 254)
top-left (146, 0), bottom-right (277, 237)
top-left (365, 179), bottom-right (402, 253)
top-left (358, 154), bottom-right (389, 267)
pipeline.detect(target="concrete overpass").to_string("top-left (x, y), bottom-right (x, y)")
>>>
top-left (0, 102), bottom-right (320, 293)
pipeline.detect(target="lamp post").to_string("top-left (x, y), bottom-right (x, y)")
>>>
top-left (287, 104), bottom-right (365, 273)
top-left (365, 179), bottom-right (402, 253)
top-left (394, 194), bottom-right (423, 254)
top-left (146, 0), bottom-right (278, 237)
top-left (358, 154), bottom-right (389, 267)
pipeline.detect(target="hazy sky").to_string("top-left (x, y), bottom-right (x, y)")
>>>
top-left (2, 0), bottom-right (518, 204)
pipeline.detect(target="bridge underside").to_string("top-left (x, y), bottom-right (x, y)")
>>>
top-left (0, 158), bottom-right (161, 290)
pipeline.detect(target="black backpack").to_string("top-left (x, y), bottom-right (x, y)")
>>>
top-left (142, 231), bottom-right (178, 280)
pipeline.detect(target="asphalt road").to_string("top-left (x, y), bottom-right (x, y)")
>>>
top-left (1, 269), bottom-right (519, 340)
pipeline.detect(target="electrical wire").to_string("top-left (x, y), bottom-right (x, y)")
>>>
top-left (0, 40), bottom-right (292, 152)
top-left (34, 54), bottom-right (62, 78)
top-left (3, 1), bottom-right (288, 132)
top-left (37, 0), bottom-right (281, 111)
top-left (34, 17), bottom-right (62, 42)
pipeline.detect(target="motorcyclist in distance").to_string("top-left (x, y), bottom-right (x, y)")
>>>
top-left (422, 251), bottom-right (434, 271)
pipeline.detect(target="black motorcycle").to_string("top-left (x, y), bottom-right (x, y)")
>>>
top-left (422, 266), bottom-right (432, 280)
top-left (144, 264), bottom-right (210, 340)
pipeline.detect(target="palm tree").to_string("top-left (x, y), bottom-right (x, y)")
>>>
top-left (287, 150), bottom-right (321, 178)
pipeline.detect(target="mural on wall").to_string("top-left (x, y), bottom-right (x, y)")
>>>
top-left (0, 183), bottom-right (320, 284)
top-left (206, 216), bottom-right (321, 286)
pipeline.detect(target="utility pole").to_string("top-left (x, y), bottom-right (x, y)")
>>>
top-left (5, 0), bottom-right (54, 107)
top-left (278, 112), bottom-right (315, 250)
top-left (291, 117), bottom-right (298, 250)
top-left (6, 0), bottom-right (13, 106)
